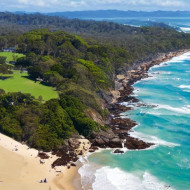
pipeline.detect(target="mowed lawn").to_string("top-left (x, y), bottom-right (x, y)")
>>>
top-left (0, 52), bottom-right (25, 62)
top-left (0, 71), bottom-right (58, 101)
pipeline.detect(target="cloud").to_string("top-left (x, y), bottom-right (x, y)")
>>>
top-left (0, 0), bottom-right (189, 12)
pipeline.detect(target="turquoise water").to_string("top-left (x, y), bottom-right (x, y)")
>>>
top-left (79, 52), bottom-right (190, 190)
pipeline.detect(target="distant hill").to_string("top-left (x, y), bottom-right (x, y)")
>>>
top-left (46, 10), bottom-right (190, 19)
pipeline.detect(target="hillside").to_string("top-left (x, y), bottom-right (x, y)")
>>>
top-left (0, 12), bottom-right (190, 72)
top-left (0, 13), bottom-right (190, 152)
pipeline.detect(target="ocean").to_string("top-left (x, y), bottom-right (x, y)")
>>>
top-left (79, 52), bottom-right (190, 190)
top-left (79, 17), bottom-right (190, 33)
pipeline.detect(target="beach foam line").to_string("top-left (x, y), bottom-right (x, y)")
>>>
top-left (168, 51), bottom-right (190, 62)
top-left (150, 62), bottom-right (169, 70)
top-left (92, 167), bottom-right (175, 190)
top-left (78, 160), bottom-right (98, 190)
top-left (180, 27), bottom-right (190, 32)
top-left (129, 130), bottom-right (179, 147)
top-left (120, 102), bottom-right (137, 108)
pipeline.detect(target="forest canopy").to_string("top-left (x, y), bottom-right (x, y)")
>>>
top-left (0, 13), bottom-right (190, 151)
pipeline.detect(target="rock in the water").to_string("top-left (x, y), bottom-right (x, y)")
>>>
top-left (125, 136), bottom-right (153, 150)
top-left (113, 149), bottom-right (124, 154)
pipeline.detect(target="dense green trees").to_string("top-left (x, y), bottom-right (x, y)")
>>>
top-left (0, 92), bottom-right (102, 151)
top-left (0, 56), bottom-right (6, 64)
top-left (1, 13), bottom-right (190, 152)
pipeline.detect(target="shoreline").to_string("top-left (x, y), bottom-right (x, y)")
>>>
top-left (107, 49), bottom-right (190, 151)
top-left (77, 49), bottom-right (190, 189)
top-left (89, 49), bottom-right (190, 153)
top-left (0, 49), bottom-right (189, 190)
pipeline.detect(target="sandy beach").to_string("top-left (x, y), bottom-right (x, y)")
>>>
top-left (0, 133), bottom-right (82, 190)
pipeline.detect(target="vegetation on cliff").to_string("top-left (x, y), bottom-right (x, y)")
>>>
top-left (0, 13), bottom-right (190, 151)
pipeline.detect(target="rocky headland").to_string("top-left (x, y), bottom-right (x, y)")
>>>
top-left (51, 49), bottom-right (189, 168)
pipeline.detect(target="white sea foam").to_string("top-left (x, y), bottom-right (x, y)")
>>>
top-left (172, 77), bottom-right (180, 81)
top-left (120, 102), bottom-right (137, 108)
top-left (146, 111), bottom-right (162, 116)
top-left (179, 85), bottom-right (190, 90)
top-left (129, 130), bottom-right (179, 147)
top-left (134, 52), bottom-right (190, 93)
top-left (164, 52), bottom-right (190, 64)
top-left (154, 104), bottom-right (190, 114)
top-left (180, 27), bottom-right (190, 32)
top-left (92, 167), bottom-right (174, 190)
top-left (78, 162), bottom-right (97, 190)
top-left (177, 158), bottom-right (190, 169)
top-left (183, 90), bottom-right (190, 92)
top-left (150, 62), bottom-right (169, 69)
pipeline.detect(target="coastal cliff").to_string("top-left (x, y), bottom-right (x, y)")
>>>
top-left (51, 49), bottom-right (189, 167)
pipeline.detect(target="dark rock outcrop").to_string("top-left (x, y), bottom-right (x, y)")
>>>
top-left (52, 145), bottom-right (78, 168)
top-left (125, 136), bottom-right (153, 150)
top-left (38, 152), bottom-right (50, 159)
top-left (90, 129), bottom-right (123, 148)
top-left (113, 149), bottom-right (124, 154)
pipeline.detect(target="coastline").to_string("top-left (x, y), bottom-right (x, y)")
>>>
top-left (107, 49), bottom-right (190, 150)
top-left (0, 49), bottom-right (189, 190)
top-left (77, 49), bottom-right (190, 189)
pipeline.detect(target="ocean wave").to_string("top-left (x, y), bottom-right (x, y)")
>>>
top-left (146, 111), bottom-right (162, 116)
top-left (129, 130), bottom-right (179, 147)
top-left (154, 104), bottom-right (190, 114)
top-left (92, 167), bottom-right (174, 190)
top-left (179, 85), bottom-right (190, 90)
top-left (168, 52), bottom-right (190, 62)
top-left (182, 90), bottom-right (190, 92)
top-left (172, 77), bottom-right (180, 81)
top-left (78, 161), bottom-right (96, 190)
top-left (142, 76), bottom-right (157, 81)
top-left (177, 158), bottom-right (190, 170)
top-left (150, 62), bottom-right (169, 69)
top-left (180, 27), bottom-right (190, 32)
top-left (120, 102), bottom-right (136, 108)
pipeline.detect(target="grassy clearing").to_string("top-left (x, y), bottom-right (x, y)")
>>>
top-left (0, 52), bottom-right (25, 62)
top-left (0, 70), bottom-right (58, 101)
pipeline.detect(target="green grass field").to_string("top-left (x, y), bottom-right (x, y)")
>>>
top-left (0, 52), bottom-right (25, 62)
top-left (0, 71), bottom-right (58, 101)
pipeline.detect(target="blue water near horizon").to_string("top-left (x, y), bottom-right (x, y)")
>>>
top-left (79, 52), bottom-right (190, 190)
top-left (80, 17), bottom-right (190, 33)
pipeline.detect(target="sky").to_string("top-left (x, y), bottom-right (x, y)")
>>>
top-left (0, 0), bottom-right (190, 12)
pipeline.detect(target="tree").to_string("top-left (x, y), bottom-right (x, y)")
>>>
top-left (0, 56), bottom-right (6, 64)
top-left (0, 89), bottom-right (5, 95)
top-left (38, 96), bottom-right (43, 102)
